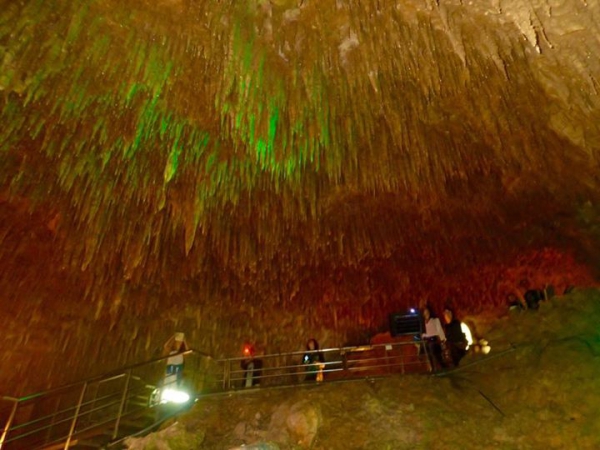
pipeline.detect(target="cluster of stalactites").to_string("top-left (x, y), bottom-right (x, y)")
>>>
top-left (0, 0), bottom-right (599, 303)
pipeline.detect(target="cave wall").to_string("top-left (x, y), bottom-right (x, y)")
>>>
top-left (1, 0), bottom-right (600, 395)
top-left (1, 195), bottom-right (596, 395)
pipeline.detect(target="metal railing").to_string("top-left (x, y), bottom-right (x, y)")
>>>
top-left (1, 339), bottom-right (432, 449)
top-left (0, 350), bottom-right (213, 450)
top-left (209, 339), bottom-right (432, 391)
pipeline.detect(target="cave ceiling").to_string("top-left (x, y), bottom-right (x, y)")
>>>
top-left (1, 0), bottom-right (600, 309)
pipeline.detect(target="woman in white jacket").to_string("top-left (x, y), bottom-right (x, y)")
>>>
top-left (422, 307), bottom-right (446, 370)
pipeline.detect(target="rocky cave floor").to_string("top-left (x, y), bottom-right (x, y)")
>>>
top-left (127, 289), bottom-right (600, 450)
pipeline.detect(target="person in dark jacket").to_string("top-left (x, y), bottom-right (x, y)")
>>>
top-left (520, 279), bottom-right (545, 310)
top-left (524, 289), bottom-right (544, 310)
top-left (303, 338), bottom-right (325, 382)
top-left (443, 308), bottom-right (468, 367)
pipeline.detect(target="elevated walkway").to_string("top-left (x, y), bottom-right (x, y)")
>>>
top-left (0, 339), bottom-right (432, 449)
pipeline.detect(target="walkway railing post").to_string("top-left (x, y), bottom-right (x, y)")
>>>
top-left (64, 382), bottom-right (87, 449)
top-left (223, 361), bottom-right (230, 390)
top-left (399, 344), bottom-right (405, 374)
top-left (45, 395), bottom-right (63, 446)
top-left (112, 370), bottom-right (132, 440)
top-left (422, 341), bottom-right (433, 372)
top-left (0, 398), bottom-right (18, 450)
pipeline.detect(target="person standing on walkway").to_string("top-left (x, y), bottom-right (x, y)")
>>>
top-left (241, 343), bottom-right (263, 387)
top-left (164, 332), bottom-right (188, 386)
top-left (303, 338), bottom-right (325, 382)
top-left (443, 308), bottom-right (468, 367)
top-left (422, 307), bottom-right (446, 371)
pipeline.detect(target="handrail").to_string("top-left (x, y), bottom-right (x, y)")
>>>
top-left (218, 341), bottom-right (424, 363)
top-left (213, 339), bottom-right (432, 391)
top-left (6, 384), bottom-right (146, 436)
top-left (2, 349), bottom-right (209, 403)
top-left (216, 342), bottom-right (419, 362)
top-left (0, 349), bottom-right (212, 450)
top-left (0, 400), bottom-right (17, 448)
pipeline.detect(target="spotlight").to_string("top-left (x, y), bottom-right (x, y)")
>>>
top-left (478, 339), bottom-right (491, 354)
top-left (409, 308), bottom-right (416, 314)
top-left (160, 388), bottom-right (191, 404)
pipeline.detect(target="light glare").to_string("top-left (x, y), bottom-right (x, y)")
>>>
top-left (160, 388), bottom-right (191, 404)
top-left (460, 322), bottom-right (473, 349)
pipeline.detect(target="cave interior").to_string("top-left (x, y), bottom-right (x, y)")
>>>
top-left (1, 0), bottom-right (600, 395)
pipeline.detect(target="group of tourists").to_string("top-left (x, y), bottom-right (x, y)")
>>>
top-left (163, 310), bottom-right (471, 390)
top-left (422, 306), bottom-right (471, 371)
top-left (158, 279), bottom-right (568, 393)
top-left (160, 305), bottom-right (476, 390)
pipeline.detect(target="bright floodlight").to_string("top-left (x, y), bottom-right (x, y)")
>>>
top-left (460, 322), bottom-right (473, 350)
top-left (161, 388), bottom-right (191, 404)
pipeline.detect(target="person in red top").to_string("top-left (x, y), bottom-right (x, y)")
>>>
top-left (240, 344), bottom-right (263, 387)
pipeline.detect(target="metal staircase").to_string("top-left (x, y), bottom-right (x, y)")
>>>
top-left (0, 350), bottom-right (212, 450)
top-left (1, 335), bottom-right (433, 449)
